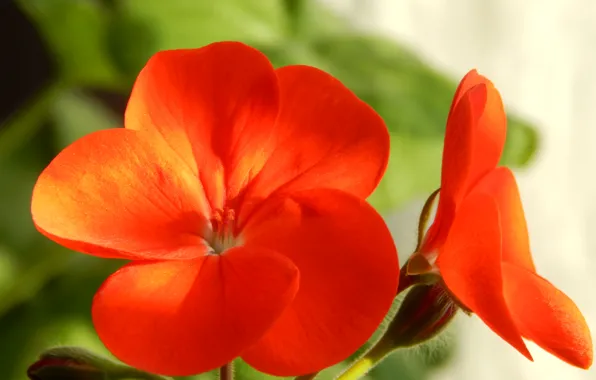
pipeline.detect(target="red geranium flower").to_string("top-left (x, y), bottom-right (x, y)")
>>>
top-left (31, 42), bottom-right (399, 377)
top-left (409, 70), bottom-right (593, 368)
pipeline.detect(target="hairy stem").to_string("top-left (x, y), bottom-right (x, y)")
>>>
top-left (335, 336), bottom-right (396, 380)
top-left (220, 362), bottom-right (234, 380)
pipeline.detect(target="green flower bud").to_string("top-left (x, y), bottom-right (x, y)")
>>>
top-left (386, 284), bottom-right (458, 347)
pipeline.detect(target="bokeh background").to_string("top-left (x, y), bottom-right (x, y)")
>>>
top-left (0, 0), bottom-right (592, 379)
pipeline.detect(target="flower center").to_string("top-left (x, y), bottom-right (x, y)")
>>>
top-left (207, 207), bottom-right (238, 254)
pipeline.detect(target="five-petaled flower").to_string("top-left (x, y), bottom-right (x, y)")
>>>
top-left (408, 70), bottom-right (593, 369)
top-left (31, 42), bottom-right (399, 377)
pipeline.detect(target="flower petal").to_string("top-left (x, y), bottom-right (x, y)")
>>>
top-left (473, 167), bottom-right (535, 271)
top-left (427, 72), bottom-right (506, 252)
top-left (448, 70), bottom-right (507, 195)
top-left (503, 263), bottom-right (593, 369)
top-left (422, 86), bottom-right (477, 251)
top-left (467, 75), bottom-right (507, 189)
top-left (240, 189), bottom-right (398, 376)
top-left (449, 69), bottom-right (489, 117)
top-left (437, 192), bottom-right (532, 360)
top-left (125, 42), bottom-right (280, 210)
top-left (237, 65), bottom-right (389, 225)
top-left (441, 83), bottom-right (477, 199)
top-left (31, 129), bottom-right (209, 260)
top-left (92, 247), bottom-right (299, 376)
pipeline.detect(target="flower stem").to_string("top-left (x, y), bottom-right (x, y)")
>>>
top-left (220, 362), bottom-right (234, 380)
top-left (335, 336), bottom-right (396, 380)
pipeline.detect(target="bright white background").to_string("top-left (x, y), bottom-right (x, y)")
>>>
top-left (321, 0), bottom-right (596, 379)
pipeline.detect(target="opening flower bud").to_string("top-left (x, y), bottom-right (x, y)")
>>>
top-left (385, 284), bottom-right (458, 348)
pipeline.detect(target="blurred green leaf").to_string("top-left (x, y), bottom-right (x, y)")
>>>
top-left (368, 136), bottom-right (443, 211)
top-left (0, 130), bottom-right (53, 250)
top-left (106, 11), bottom-right (158, 83)
top-left (0, 84), bottom-right (60, 163)
top-left (233, 360), bottom-right (289, 380)
top-left (177, 371), bottom-right (217, 380)
top-left (292, 0), bottom-right (349, 38)
top-left (310, 35), bottom-right (540, 152)
top-left (501, 116), bottom-right (539, 167)
top-left (119, 0), bottom-right (286, 54)
top-left (0, 246), bottom-right (19, 296)
top-left (280, 0), bottom-right (346, 39)
top-left (51, 90), bottom-right (119, 149)
top-left (18, 0), bottom-right (122, 88)
top-left (282, 0), bottom-right (304, 36)
top-left (0, 302), bottom-right (46, 379)
top-left (0, 243), bottom-right (70, 318)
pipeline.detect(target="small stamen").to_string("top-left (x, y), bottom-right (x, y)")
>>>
top-left (209, 207), bottom-right (237, 254)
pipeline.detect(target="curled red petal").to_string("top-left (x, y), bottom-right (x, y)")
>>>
top-left (437, 192), bottom-right (531, 360)
top-left (92, 247), bottom-right (299, 376)
top-left (468, 76), bottom-right (507, 191)
top-left (31, 129), bottom-right (209, 260)
top-left (125, 41), bottom-right (280, 211)
top-left (473, 167), bottom-right (535, 271)
top-left (237, 65), bottom-right (389, 225)
top-left (428, 72), bottom-right (507, 252)
top-left (448, 70), bottom-right (488, 118)
top-left (240, 189), bottom-right (398, 376)
top-left (446, 70), bottom-right (507, 197)
top-left (503, 263), bottom-right (593, 369)
top-left (424, 85), bottom-right (478, 251)
top-left (441, 83), bottom-right (482, 207)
